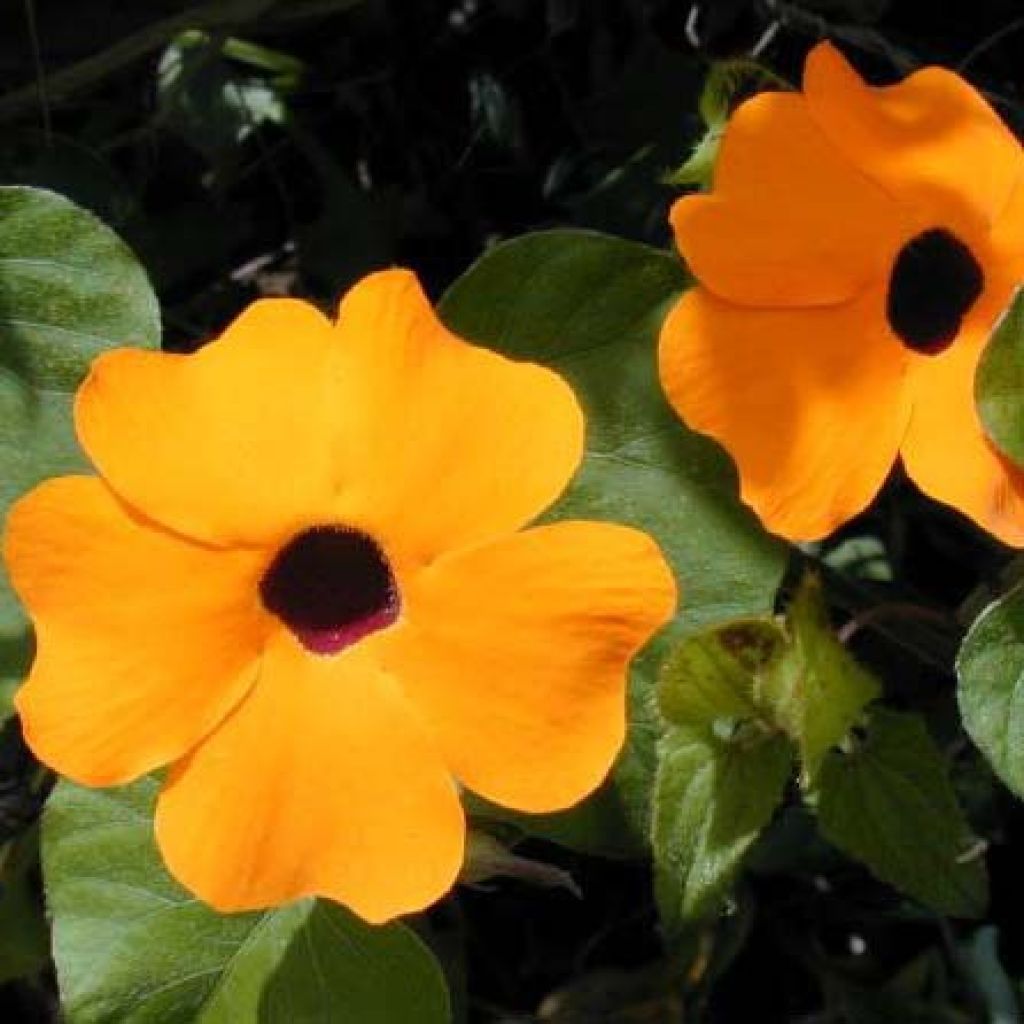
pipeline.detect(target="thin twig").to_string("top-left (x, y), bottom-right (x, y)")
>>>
top-left (837, 602), bottom-right (955, 646)
top-left (959, 16), bottom-right (1024, 71)
top-left (801, 555), bottom-right (960, 671)
top-left (21, 0), bottom-right (51, 143)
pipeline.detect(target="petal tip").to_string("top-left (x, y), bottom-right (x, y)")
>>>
top-left (154, 783), bottom-right (466, 922)
top-left (336, 266), bottom-right (426, 321)
top-left (803, 38), bottom-right (858, 91)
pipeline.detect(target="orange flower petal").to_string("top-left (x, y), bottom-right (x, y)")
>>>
top-left (804, 42), bottom-right (1022, 234)
top-left (75, 299), bottom-right (341, 546)
top-left (6, 477), bottom-right (266, 785)
top-left (901, 293), bottom-right (1024, 546)
top-left (155, 632), bottom-right (464, 922)
top-left (989, 174), bottom-right (1024, 282)
top-left (659, 287), bottom-right (911, 541)
top-left (77, 273), bottom-right (584, 564)
top-left (328, 271), bottom-right (585, 567)
top-left (381, 521), bottom-right (676, 813)
top-left (674, 91), bottom-right (912, 307)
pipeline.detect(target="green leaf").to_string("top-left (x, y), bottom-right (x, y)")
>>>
top-left (657, 617), bottom-right (786, 731)
top-left (976, 286), bottom-right (1024, 466)
top-left (439, 229), bottom-right (786, 839)
top-left (823, 535), bottom-right (893, 582)
top-left (157, 32), bottom-right (289, 163)
top-left (957, 582), bottom-right (1024, 796)
top-left (664, 60), bottom-right (790, 189)
top-left (43, 778), bottom-right (451, 1024)
top-left (763, 575), bottom-right (880, 781)
top-left (652, 725), bottom-right (793, 932)
top-left (815, 709), bottom-right (987, 918)
top-left (663, 126), bottom-right (723, 190)
top-left (652, 617), bottom-right (794, 932)
top-left (960, 926), bottom-right (1020, 1024)
top-left (0, 185), bottom-right (160, 640)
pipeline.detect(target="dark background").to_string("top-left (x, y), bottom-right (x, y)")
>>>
top-left (3, 0), bottom-right (1020, 346)
top-left (4, 2), bottom-right (1024, 1021)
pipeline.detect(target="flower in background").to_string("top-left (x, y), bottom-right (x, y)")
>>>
top-left (6, 270), bottom-right (675, 922)
top-left (660, 41), bottom-right (1024, 543)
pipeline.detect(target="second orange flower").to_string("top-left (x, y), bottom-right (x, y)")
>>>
top-left (660, 42), bottom-right (1024, 544)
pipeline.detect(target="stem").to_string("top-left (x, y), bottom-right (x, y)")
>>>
top-left (21, 0), bottom-right (51, 143)
top-left (836, 602), bottom-right (956, 646)
top-left (959, 16), bottom-right (1024, 71)
top-left (796, 553), bottom-right (962, 671)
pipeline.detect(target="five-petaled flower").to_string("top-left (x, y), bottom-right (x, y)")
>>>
top-left (660, 41), bottom-right (1024, 543)
top-left (5, 270), bottom-right (676, 923)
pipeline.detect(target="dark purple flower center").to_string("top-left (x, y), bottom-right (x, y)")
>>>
top-left (886, 228), bottom-right (983, 355)
top-left (260, 525), bottom-right (399, 655)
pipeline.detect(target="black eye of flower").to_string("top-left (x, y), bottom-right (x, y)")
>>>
top-left (260, 525), bottom-right (400, 655)
top-left (886, 228), bottom-right (984, 355)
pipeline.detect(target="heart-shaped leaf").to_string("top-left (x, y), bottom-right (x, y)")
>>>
top-left (815, 709), bottom-right (987, 918)
top-left (653, 724), bottom-right (792, 933)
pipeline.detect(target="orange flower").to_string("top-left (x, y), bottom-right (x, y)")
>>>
top-left (5, 270), bottom-right (676, 922)
top-left (659, 42), bottom-right (1024, 543)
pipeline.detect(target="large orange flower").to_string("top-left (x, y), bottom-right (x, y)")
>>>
top-left (5, 270), bottom-right (675, 923)
top-left (660, 42), bottom-right (1024, 543)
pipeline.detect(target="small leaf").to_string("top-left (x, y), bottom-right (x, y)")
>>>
top-left (823, 535), bottom-right (893, 582)
top-left (663, 126), bottom-right (723, 190)
top-left (652, 724), bottom-right (793, 932)
top-left (652, 619), bottom-right (794, 932)
top-left (815, 709), bottom-right (987, 918)
top-left (43, 778), bottom-right (451, 1024)
top-left (657, 617), bottom-right (785, 730)
top-left (468, 71), bottom-right (524, 155)
top-left (157, 32), bottom-right (289, 163)
top-left (440, 229), bottom-right (786, 837)
top-left (0, 185), bottom-right (160, 640)
top-left (957, 582), bottom-right (1024, 795)
top-left (960, 926), bottom-right (1020, 1024)
top-left (976, 286), bottom-right (1024, 466)
top-left (763, 575), bottom-right (880, 781)
top-left (664, 59), bottom-right (789, 189)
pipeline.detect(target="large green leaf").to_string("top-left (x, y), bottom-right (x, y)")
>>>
top-left (975, 286), bottom-right (1024, 465)
top-left (815, 709), bottom-right (987, 918)
top-left (763, 575), bottom-right (880, 782)
top-left (652, 725), bottom-right (792, 934)
top-left (957, 582), bottom-right (1024, 795)
top-left (439, 229), bottom-right (786, 838)
top-left (0, 185), bottom-right (160, 639)
top-left (43, 778), bottom-right (451, 1024)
